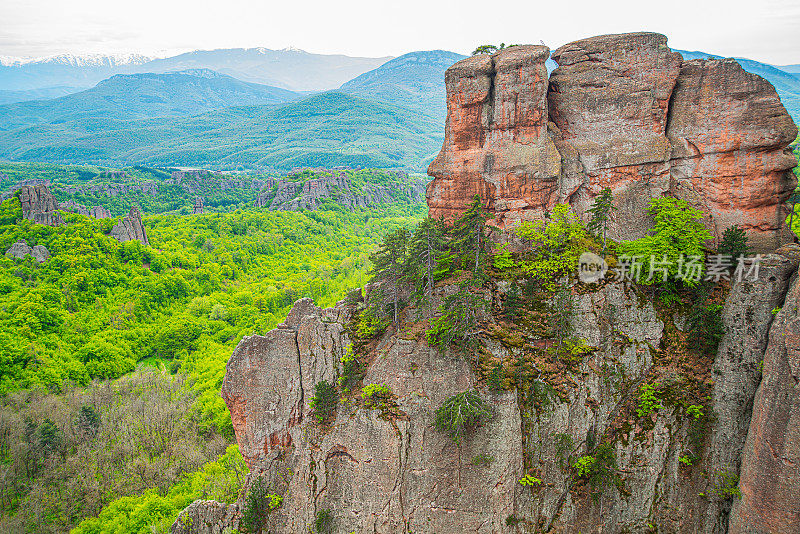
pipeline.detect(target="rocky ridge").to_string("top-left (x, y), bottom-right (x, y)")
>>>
top-left (253, 170), bottom-right (427, 211)
top-left (173, 32), bottom-right (800, 534)
top-left (427, 32), bottom-right (798, 252)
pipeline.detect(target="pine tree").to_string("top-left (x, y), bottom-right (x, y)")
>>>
top-left (370, 228), bottom-right (410, 325)
top-left (587, 188), bottom-right (615, 252)
top-left (451, 195), bottom-right (490, 277)
top-left (406, 217), bottom-right (447, 302)
top-left (504, 282), bottom-right (523, 322)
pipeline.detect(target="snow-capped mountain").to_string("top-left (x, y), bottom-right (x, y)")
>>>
top-left (0, 48), bottom-right (392, 92)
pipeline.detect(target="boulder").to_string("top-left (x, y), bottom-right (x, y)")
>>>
top-left (109, 206), bottom-right (149, 246)
top-left (5, 240), bottom-right (49, 263)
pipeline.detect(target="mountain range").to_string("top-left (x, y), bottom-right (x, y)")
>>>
top-left (0, 46), bottom-right (797, 172)
top-left (0, 48), bottom-right (391, 94)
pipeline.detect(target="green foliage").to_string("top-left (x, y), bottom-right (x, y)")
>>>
top-left (515, 204), bottom-right (593, 290)
top-left (0, 194), bottom-right (424, 531)
top-left (471, 43), bottom-right (516, 55)
top-left (688, 303), bottom-right (725, 354)
top-left (425, 282), bottom-right (488, 353)
top-left (451, 195), bottom-right (490, 275)
top-left (361, 383), bottom-right (392, 410)
top-left (572, 443), bottom-right (620, 499)
top-left (310, 381), bottom-right (338, 423)
top-left (503, 282), bottom-right (523, 322)
top-left (487, 361), bottom-right (505, 391)
top-left (241, 477), bottom-right (283, 534)
top-left (678, 455), bottom-right (694, 466)
top-left (687, 404), bottom-right (704, 420)
top-left (492, 244), bottom-right (515, 270)
top-left (586, 188), bottom-right (616, 250)
top-left (355, 307), bottom-right (389, 339)
top-left (518, 474), bottom-right (542, 487)
top-left (72, 444), bottom-right (248, 534)
top-left (637, 383), bottom-right (664, 418)
top-left (314, 508), bottom-right (333, 533)
top-left (616, 197), bottom-right (711, 286)
top-left (471, 453), bottom-right (494, 466)
top-left (338, 345), bottom-right (363, 392)
top-left (707, 471), bottom-right (742, 501)
top-left (717, 225), bottom-right (749, 260)
top-left (433, 390), bottom-right (492, 445)
top-left (370, 227), bottom-right (411, 324)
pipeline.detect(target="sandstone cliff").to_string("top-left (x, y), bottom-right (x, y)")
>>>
top-left (427, 33), bottom-right (798, 252)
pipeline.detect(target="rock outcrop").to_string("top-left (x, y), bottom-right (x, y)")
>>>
top-left (4, 240), bottom-right (49, 263)
top-left (254, 170), bottom-right (427, 211)
top-left (729, 261), bottom-right (800, 533)
top-left (60, 200), bottom-right (111, 219)
top-left (427, 32), bottom-right (798, 251)
top-left (18, 184), bottom-right (64, 227)
top-left (193, 197), bottom-right (205, 214)
top-left (175, 242), bottom-right (800, 533)
top-left (110, 207), bottom-right (149, 246)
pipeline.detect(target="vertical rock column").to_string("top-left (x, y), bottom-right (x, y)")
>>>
top-left (548, 32), bottom-right (683, 240)
top-left (427, 45), bottom-right (561, 228)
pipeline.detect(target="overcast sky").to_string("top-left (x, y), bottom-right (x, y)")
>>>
top-left (1, 0), bottom-right (798, 65)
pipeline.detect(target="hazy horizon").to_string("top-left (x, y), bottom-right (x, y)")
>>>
top-left (1, 0), bottom-right (799, 66)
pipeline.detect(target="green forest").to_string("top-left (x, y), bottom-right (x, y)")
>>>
top-left (0, 174), bottom-right (425, 532)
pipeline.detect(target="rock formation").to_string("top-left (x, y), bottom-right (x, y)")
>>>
top-left (427, 32), bottom-right (798, 252)
top-left (729, 254), bottom-right (800, 533)
top-left (193, 197), bottom-right (205, 214)
top-left (18, 184), bottom-right (64, 227)
top-left (60, 200), bottom-right (111, 219)
top-left (110, 207), bottom-right (149, 246)
top-left (175, 245), bottom-right (800, 533)
top-left (254, 170), bottom-right (427, 211)
top-left (4, 240), bottom-right (49, 263)
top-left (174, 32), bottom-right (800, 534)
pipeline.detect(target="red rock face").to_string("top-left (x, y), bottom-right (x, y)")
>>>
top-left (667, 58), bottom-right (798, 252)
top-left (427, 46), bottom-right (560, 228)
top-left (427, 32), bottom-right (798, 252)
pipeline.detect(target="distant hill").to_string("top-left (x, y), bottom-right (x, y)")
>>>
top-left (0, 53), bottom-right (150, 91)
top-left (0, 92), bottom-right (443, 171)
top-left (0, 48), bottom-right (392, 93)
top-left (0, 85), bottom-right (83, 105)
top-left (339, 50), bottom-right (466, 120)
top-left (0, 70), bottom-right (301, 131)
top-left (676, 50), bottom-right (800, 124)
